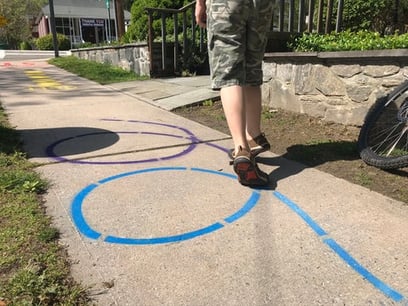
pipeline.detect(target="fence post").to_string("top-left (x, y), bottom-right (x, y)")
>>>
top-left (325, 0), bottom-right (334, 34)
top-left (335, 0), bottom-right (344, 33)
top-left (200, 27), bottom-right (205, 53)
top-left (182, 11), bottom-right (188, 67)
top-left (298, 0), bottom-right (306, 32)
top-left (307, 0), bottom-right (315, 33)
top-left (288, 0), bottom-right (295, 32)
top-left (279, 0), bottom-right (285, 32)
top-left (191, 5), bottom-right (196, 52)
top-left (317, 0), bottom-right (324, 34)
top-left (147, 9), bottom-right (154, 75)
top-left (174, 13), bottom-right (179, 72)
top-left (161, 12), bottom-right (166, 70)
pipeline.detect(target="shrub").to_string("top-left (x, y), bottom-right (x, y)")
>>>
top-left (126, 0), bottom-right (189, 42)
top-left (289, 30), bottom-right (408, 52)
top-left (19, 41), bottom-right (32, 50)
top-left (35, 33), bottom-right (70, 51)
top-left (341, 0), bottom-right (408, 34)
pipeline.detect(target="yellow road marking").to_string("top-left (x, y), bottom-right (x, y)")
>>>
top-left (25, 70), bottom-right (76, 90)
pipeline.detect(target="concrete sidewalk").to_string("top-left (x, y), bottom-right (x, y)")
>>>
top-left (108, 75), bottom-right (220, 110)
top-left (1, 59), bottom-right (408, 305)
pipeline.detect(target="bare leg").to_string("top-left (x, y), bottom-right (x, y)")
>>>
top-left (243, 85), bottom-right (262, 140)
top-left (221, 85), bottom-right (269, 186)
top-left (220, 85), bottom-right (249, 153)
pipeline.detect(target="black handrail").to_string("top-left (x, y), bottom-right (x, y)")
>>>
top-left (145, 1), bottom-right (204, 74)
top-left (145, 0), bottom-right (344, 75)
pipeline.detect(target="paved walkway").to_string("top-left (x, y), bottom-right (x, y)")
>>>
top-left (1, 58), bottom-right (408, 305)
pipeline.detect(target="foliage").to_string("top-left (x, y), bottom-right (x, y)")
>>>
top-left (0, 0), bottom-right (47, 49)
top-left (0, 106), bottom-right (89, 305)
top-left (74, 42), bottom-right (94, 49)
top-left (125, 0), bottom-right (189, 42)
top-left (341, 0), bottom-right (387, 32)
top-left (19, 41), bottom-right (32, 50)
top-left (180, 40), bottom-right (209, 76)
top-left (289, 30), bottom-right (408, 52)
top-left (341, 0), bottom-right (408, 34)
top-left (35, 33), bottom-right (70, 51)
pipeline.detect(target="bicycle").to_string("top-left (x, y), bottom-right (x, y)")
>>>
top-left (358, 76), bottom-right (408, 169)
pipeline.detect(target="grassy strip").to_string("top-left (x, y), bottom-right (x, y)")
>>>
top-left (0, 56), bottom-right (148, 305)
top-left (49, 56), bottom-right (149, 84)
top-left (0, 106), bottom-right (90, 305)
top-left (0, 56), bottom-right (149, 304)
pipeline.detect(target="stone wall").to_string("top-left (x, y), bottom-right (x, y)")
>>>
top-left (72, 45), bottom-right (408, 126)
top-left (262, 49), bottom-right (408, 126)
top-left (71, 43), bottom-right (150, 77)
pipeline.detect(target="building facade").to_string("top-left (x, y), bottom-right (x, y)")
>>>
top-left (36, 0), bottom-right (131, 47)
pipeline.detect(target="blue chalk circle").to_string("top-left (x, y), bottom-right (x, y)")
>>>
top-left (71, 167), bottom-right (261, 245)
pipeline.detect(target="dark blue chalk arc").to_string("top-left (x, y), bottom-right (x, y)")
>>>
top-left (71, 167), bottom-right (261, 245)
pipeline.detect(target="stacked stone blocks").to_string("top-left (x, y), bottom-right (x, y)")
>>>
top-left (262, 50), bottom-right (408, 125)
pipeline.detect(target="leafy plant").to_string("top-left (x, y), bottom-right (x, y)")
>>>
top-left (125, 0), bottom-right (191, 42)
top-left (341, 0), bottom-right (387, 32)
top-left (0, 106), bottom-right (89, 304)
top-left (202, 99), bottom-right (214, 107)
top-left (341, 0), bottom-right (408, 34)
top-left (35, 33), bottom-right (70, 51)
top-left (289, 30), bottom-right (408, 52)
top-left (19, 41), bottom-right (32, 50)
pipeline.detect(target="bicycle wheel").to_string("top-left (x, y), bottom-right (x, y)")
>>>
top-left (358, 79), bottom-right (408, 169)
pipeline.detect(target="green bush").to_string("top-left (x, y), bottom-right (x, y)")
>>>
top-left (341, 0), bottom-right (408, 34)
top-left (74, 42), bottom-right (93, 49)
top-left (126, 0), bottom-right (189, 42)
top-left (289, 30), bottom-right (408, 52)
top-left (35, 33), bottom-right (70, 51)
top-left (19, 41), bottom-right (32, 50)
top-left (341, 0), bottom-right (387, 32)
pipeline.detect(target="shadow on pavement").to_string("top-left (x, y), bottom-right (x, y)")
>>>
top-left (18, 127), bottom-right (120, 158)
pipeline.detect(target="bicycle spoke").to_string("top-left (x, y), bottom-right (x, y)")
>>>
top-left (385, 126), bottom-right (408, 157)
top-left (369, 123), bottom-right (403, 152)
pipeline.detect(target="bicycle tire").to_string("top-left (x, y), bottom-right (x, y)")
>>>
top-left (358, 79), bottom-right (408, 170)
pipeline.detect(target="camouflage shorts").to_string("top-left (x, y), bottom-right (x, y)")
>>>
top-left (206, 0), bottom-right (274, 89)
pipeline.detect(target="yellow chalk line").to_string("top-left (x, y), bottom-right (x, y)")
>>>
top-left (25, 70), bottom-right (76, 90)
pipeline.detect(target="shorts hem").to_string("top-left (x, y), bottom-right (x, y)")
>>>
top-left (211, 80), bottom-right (263, 90)
top-left (211, 80), bottom-right (242, 90)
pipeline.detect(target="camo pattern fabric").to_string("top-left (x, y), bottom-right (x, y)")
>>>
top-left (206, 0), bottom-right (274, 89)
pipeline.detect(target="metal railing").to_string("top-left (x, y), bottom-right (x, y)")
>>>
top-left (145, 0), bottom-right (344, 75)
top-left (273, 0), bottom-right (344, 34)
top-left (145, 2), bottom-right (206, 76)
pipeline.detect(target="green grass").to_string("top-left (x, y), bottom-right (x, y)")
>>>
top-left (49, 56), bottom-right (149, 84)
top-left (0, 56), bottom-right (149, 304)
top-left (354, 172), bottom-right (374, 187)
top-left (0, 105), bottom-right (90, 305)
top-left (261, 107), bottom-right (278, 120)
top-left (202, 99), bottom-right (214, 107)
